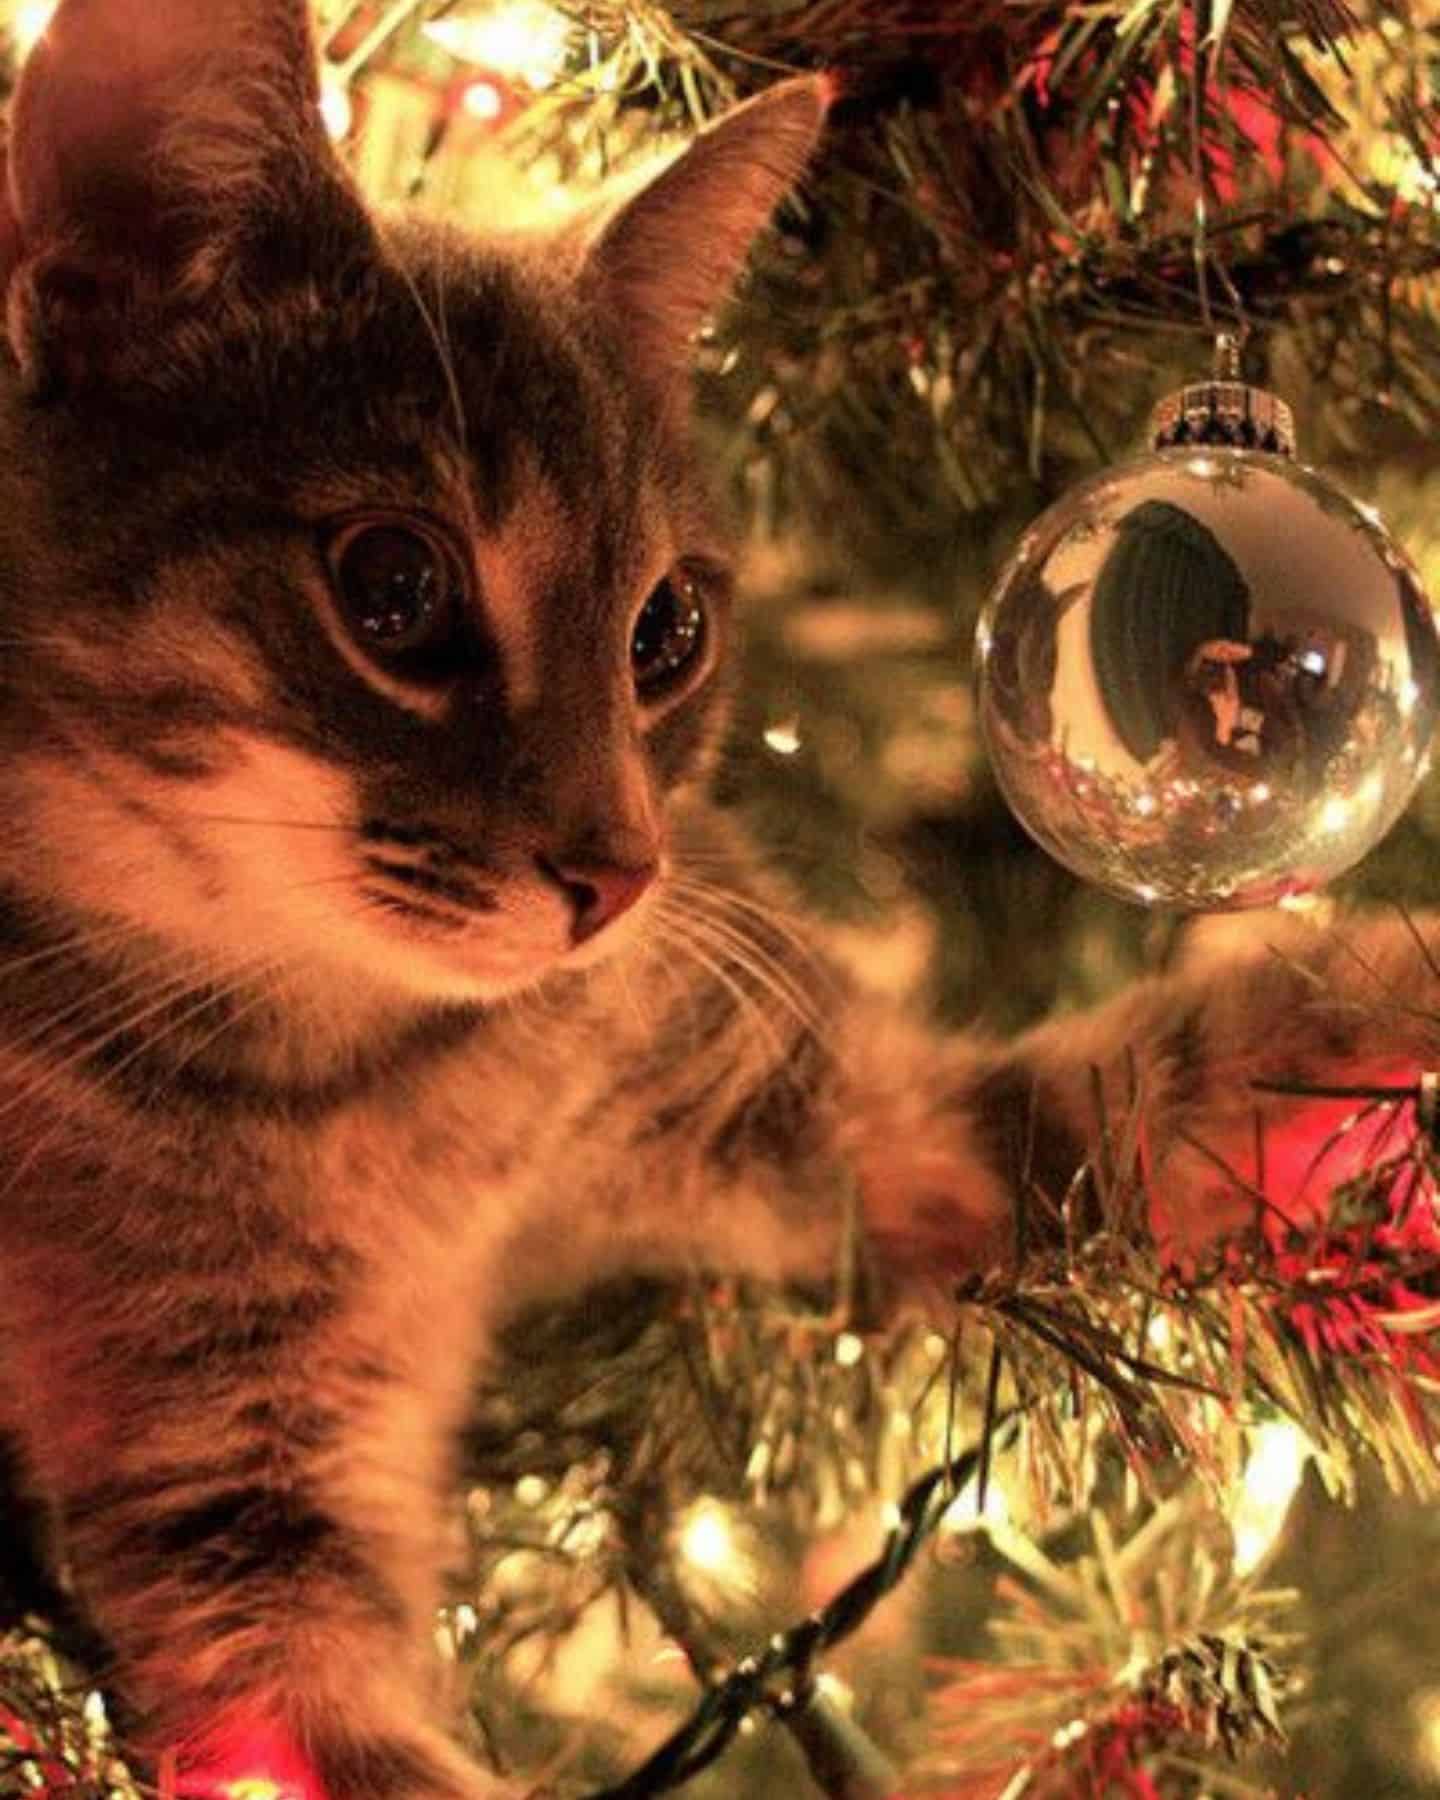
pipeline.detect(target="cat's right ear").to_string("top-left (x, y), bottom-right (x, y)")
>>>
top-left (581, 75), bottom-right (829, 376)
top-left (0, 0), bottom-right (373, 391)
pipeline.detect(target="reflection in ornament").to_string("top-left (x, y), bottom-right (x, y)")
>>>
top-left (975, 358), bottom-right (1440, 911)
top-left (983, 574), bottom-right (1081, 745)
top-left (1088, 499), bottom-right (1250, 764)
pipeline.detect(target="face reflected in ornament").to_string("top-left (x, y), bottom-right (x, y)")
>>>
top-left (975, 450), bottom-right (1440, 910)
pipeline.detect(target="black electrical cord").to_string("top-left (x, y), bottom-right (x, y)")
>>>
top-left (590, 1418), bottom-right (1019, 1799)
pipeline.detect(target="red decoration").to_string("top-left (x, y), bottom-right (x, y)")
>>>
top-left (0, 1699), bottom-right (75, 1792)
top-left (163, 1720), bottom-right (321, 1800)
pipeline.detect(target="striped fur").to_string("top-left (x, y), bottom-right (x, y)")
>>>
top-left (1, 6), bottom-right (1437, 1799)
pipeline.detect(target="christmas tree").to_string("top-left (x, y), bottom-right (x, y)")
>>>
top-left (4, 2), bottom-right (1440, 1796)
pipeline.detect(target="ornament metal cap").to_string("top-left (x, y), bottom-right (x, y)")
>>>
top-left (1148, 334), bottom-right (1296, 458)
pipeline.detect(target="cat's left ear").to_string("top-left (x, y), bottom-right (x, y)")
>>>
top-left (581, 76), bottom-right (829, 371)
top-left (1, 0), bottom-right (372, 388)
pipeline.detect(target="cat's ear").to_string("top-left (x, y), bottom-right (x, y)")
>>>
top-left (582, 76), bottom-right (828, 371)
top-left (0, 0), bottom-right (371, 385)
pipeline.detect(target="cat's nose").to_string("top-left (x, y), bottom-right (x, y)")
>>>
top-left (541, 856), bottom-right (658, 945)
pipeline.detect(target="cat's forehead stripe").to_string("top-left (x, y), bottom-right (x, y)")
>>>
top-left (471, 471), bottom-right (572, 713)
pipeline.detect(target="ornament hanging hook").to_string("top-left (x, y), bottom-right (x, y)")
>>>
top-left (1214, 332), bottom-right (1243, 382)
top-left (1189, 0), bottom-right (1253, 348)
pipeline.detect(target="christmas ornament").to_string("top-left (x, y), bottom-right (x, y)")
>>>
top-left (975, 340), bottom-right (1440, 909)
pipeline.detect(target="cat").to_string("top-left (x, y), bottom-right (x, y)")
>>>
top-left (0, 3), bottom-right (1436, 1798)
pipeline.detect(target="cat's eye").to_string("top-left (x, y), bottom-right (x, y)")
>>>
top-left (632, 572), bottom-right (706, 699)
top-left (327, 520), bottom-right (464, 673)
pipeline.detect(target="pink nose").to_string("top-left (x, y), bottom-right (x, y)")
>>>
top-left (543, 857), bottom-right (658, 945)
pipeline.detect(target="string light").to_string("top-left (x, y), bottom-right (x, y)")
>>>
top-left (833, 1330), bottom-right (865, 1368)
top-left (461, 80), bottom-right (505, 122)
top-left (940, 1474), bottom-right (1010, 1533)
top-left (678, 1498), bottom-right (740, 1579)
top-left (1232, 1420), bottom-right (1310, 1576)
top-left (763, 718), bottom-right (802, 756)
top-left (186, 1721), bottom-right (321, 1800)
top-left (422, 2), bottom-right (571, 90)
top-left (319, 72), bottom-right (354, 142)
top-left (1413, 1688), bottom-right (1440, 1777)
top-left (1367, 135), bottom-right (1440, 206)
top-left (11, 0), bottom-right (55, 54)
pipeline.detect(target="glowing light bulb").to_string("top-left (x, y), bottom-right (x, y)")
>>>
top-left (220, 1763), bottom-right (311, 1800)
top-left (833, 1330), bottom-right (864, 1368)
top-left (763, 718), bottom-right (802, 756)
top-left (12, 0), bottom-right (56, 54)
top-left (319, 74), bottom-right (353, 142)
top-left (1414, 1688), bottom-right (1440, 1777)
top-left (461, 79), bottom-right (504, 122)
top-left (940, 1475), bottom-right (1010, 1532)
top-left (1232, 1419), bottom-right (1308, 1575)
top-left (679, 1499), bottom-right (738, 1578)
top-left (814, 1672), bottom-right (853, 1710)
top-left (1368, 138), bottom-right (1440, 206)
top-left (423, 2), bottom-right (571, 90)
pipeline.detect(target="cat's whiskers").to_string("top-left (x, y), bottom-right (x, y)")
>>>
top-left (3, 877), bottom-right (356, 1088)
top-left (667, 869), bottom-right (832, 974)
top-left (503, 962), bottom-right (582, 1045)
top-left (0, 935), bottom-right (275, 1115)
top-left (673, 915), bottom-right (817, 1045)
top-left (657, 889), bottom-right (823, 1037)
top-left (0, 941), bottom-right (300, 1204)
top-left (673, 878), bottom-right (838, 993)
top-left (649, 907), bottom-right (787, 1061)
top-left (433, 212), bottom-right (464, 453)
top-left (173, 811), bottom-right (357, 835)
top-left (127, 914), bottom-right (383, 1117)
top-left (0, 871), bottom-right (354, 1048)
top-left (0, 934), bottom-right (228, 1070)
top-left (391, 238), bottom-right (469, 467)
top-left (5, 885), bottom-right (433, 1153)
top-left (491, 989), bottom-right (546, 1056)
top-left (607, 946), bottom-right (652, 1032)
top-left (665, 876), bottom-right (831, 997)
top-left (0, 983), bottom-right (245, 1177)
top-left (0, 914), bottom-right (149, 985)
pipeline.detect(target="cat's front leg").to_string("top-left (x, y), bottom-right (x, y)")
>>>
top-left (841, 911), bottom-right (1440, 1285)
top-left (583, 910), bottom-right (1440, 1305)
top-left (4, 1225), bottom-right (513, 1800)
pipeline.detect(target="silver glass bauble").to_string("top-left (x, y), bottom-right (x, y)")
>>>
top-left (974, 361), bottom-right (1440, 910)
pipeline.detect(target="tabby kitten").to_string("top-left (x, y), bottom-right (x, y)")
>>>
top-left (0, 3), bottom-right (1435, 1797)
